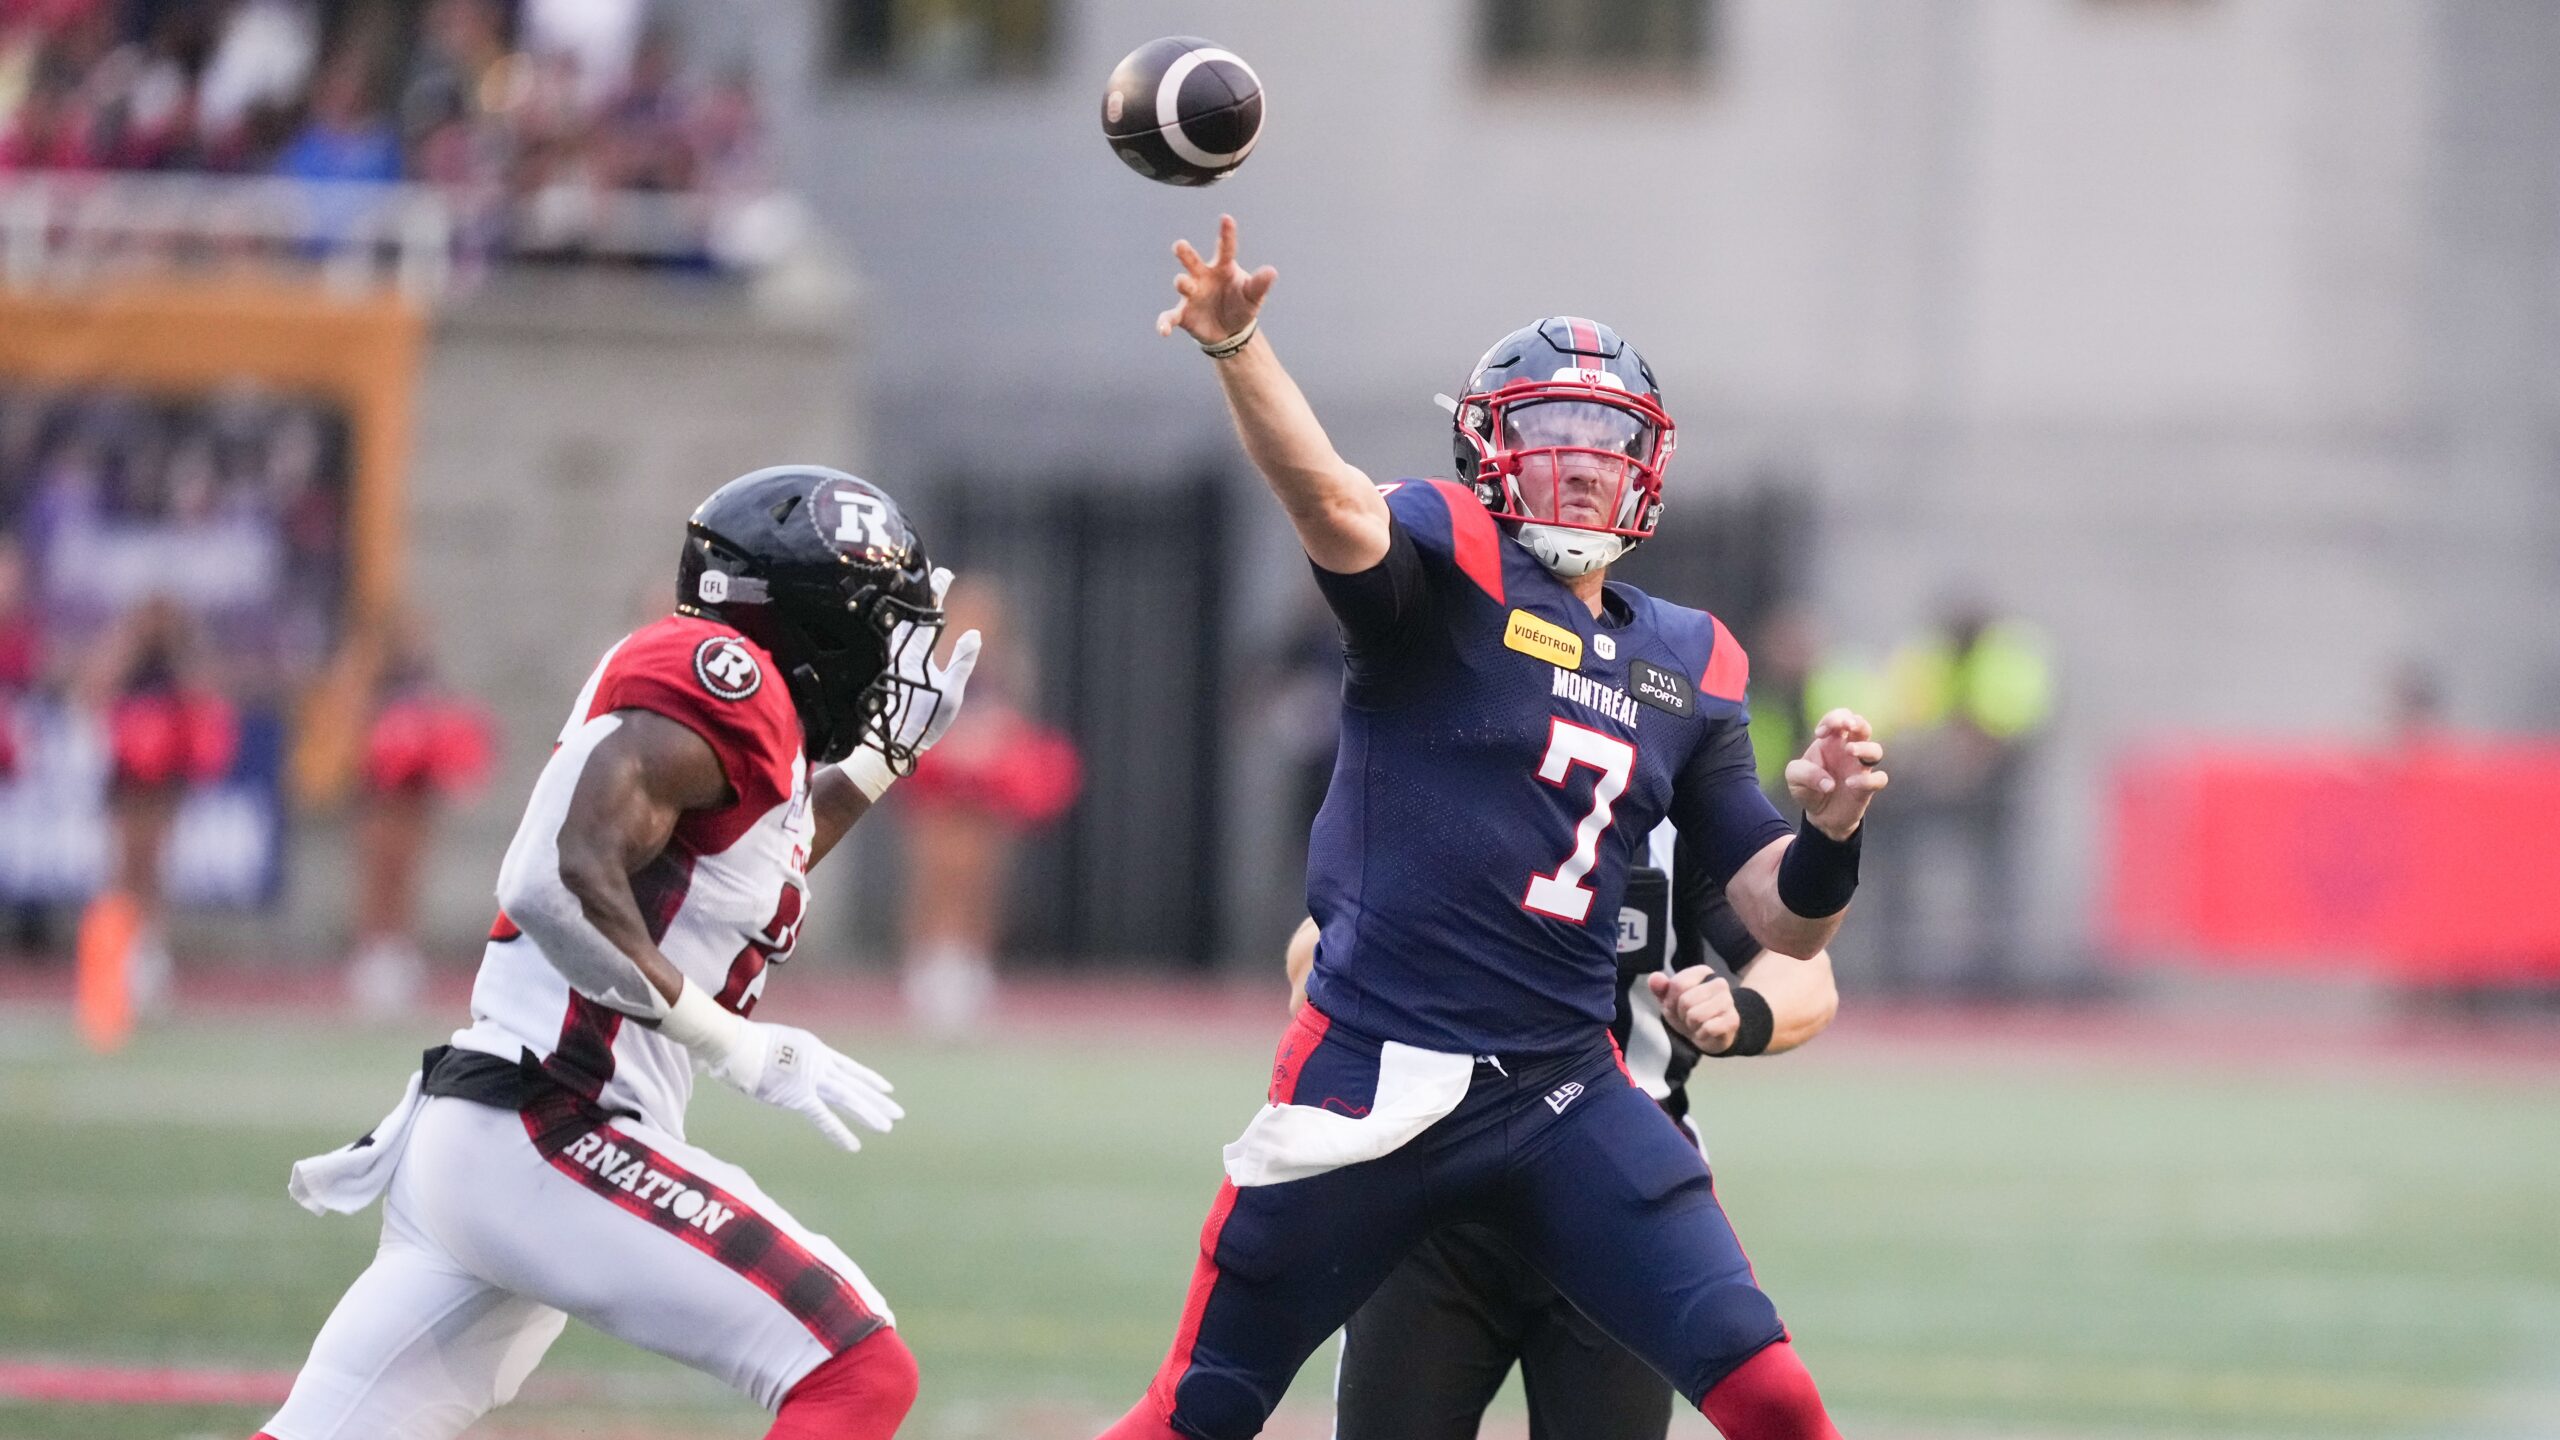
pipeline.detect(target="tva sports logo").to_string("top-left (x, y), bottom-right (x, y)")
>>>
top-left (562, 1131), bottom-right (740, 1234)
top-left (1544, 1081), bottom-right (1585, 1115)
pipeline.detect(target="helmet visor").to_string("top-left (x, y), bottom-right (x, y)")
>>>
top-left (1511, 451), bottom-right (1645, 531)
top-left (1501, 398), bottom-right (1658, 462)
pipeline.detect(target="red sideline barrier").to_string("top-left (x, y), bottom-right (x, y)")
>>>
top-left (2109, 739), bottom-right (2560, 981)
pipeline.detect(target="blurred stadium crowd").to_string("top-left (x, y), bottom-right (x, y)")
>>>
top-left (0, 0), bottom-right (777, 270)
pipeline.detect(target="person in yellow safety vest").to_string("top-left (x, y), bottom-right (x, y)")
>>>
top-left (1887, 615), bottom-right (2052, 748)
top-left (1870, 600), bottom-right (2054, 994)
top-left (1745, 608), bottom-right (1891, 800)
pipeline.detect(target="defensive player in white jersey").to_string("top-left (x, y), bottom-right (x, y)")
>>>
top-left (257, 466), bottom-right (981, 1440)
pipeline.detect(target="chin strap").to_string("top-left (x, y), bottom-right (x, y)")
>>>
top-left (1517, 522), bottom-right (1629, 578)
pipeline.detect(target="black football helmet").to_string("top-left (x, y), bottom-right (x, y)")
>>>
top-left (1450, 317), bottom-right (1676, 577)
top-left (676, 466), bottom-right (943, 768)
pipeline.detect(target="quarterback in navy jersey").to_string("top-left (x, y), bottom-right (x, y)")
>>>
top-left (1098, 218), bottom-right (1887, 1440)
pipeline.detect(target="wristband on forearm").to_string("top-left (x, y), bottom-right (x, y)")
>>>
top-left (657, 978), bottom-right (749, 1071)
top-left (1714, 986), bottom-right (1775, 1058)
top-left (839, 747), bottom-right (898, 803)
top-left (1200, 317), bottom-right (1260, 359)
top-left (1775, 814), bottom-right (1862, 918)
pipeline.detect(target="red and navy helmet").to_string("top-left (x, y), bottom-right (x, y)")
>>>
top-left (676, 466), bottom-right (942, 767)
top-left (1451, 317), bottom-right (1675, 576)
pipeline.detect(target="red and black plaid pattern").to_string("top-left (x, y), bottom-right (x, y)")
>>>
top-left (520, 1091), bottom-right (880, 1355)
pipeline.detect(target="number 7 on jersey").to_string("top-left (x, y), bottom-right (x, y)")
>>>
top-left (1523, 718), bottom-right (1636, 924)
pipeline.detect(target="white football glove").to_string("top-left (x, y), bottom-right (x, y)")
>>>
top-left (878, 565), bottom-right (981, 759)
top-left (661, 983), bottom-right (902, 1153)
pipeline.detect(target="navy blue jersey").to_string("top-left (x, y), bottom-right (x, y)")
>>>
top-left (1303, 480), bottom-right (1792, 1055)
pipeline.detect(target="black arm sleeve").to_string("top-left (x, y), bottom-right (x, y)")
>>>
top-left (1672, 828), bottom-right (1764, 978)
top-left (1307, 518), bottom-right (1432, 657)
top-left (1667, 717), bottom-right (1795, 888)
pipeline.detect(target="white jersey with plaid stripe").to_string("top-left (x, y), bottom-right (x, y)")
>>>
top-left (451, 613), bottom-right (816, 1139)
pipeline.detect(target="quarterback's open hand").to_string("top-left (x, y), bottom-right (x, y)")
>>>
top-left (1785, 708), bottom-right (1888, 840)
top-left (1649, 966), bottom-right (1743, 1055)
top-left (1157, 214), bottom-right (1275, 347)
top-left (871, 566), bottom-right (981, 770)
top-left (706, 1021), bottom-right (903, 1154)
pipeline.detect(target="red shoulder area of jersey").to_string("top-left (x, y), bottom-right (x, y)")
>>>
top-left (1419, 479), bottom-right (1506, 604)
top-left (588, 616), bottom-right (800, 852)
top-left (1701, 615), bottom-right (1749, 703)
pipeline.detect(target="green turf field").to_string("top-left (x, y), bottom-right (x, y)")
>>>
top-left (3, 1010), bottom-right (2557, 1439)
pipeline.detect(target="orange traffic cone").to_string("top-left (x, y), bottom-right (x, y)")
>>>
top-left (75, 890), bottom-right (140, 1054)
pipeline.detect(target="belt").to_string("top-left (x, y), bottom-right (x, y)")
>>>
top-left (419, 1043), bottom-right (635, 1119)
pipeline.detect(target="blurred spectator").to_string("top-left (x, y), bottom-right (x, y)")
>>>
top-left (0, 537), bottom-right (38, 955)
top-left (0, 532), bottom-right (37, 710)
top-left (594, 28), bottom-right (690, 193)
top-left (343, 605), bottom-right (494, 1017)
top-left (1741, 606), bottom-right (1891, 800)
top-left (1870, 596), bottom-right (2053, 995)
top-left (77, 595), bottom-right (235, 1013)
top-left (2386, 656), bottom-right (2447, 748)
top-left (197, 0), bottom-right (317, 140)
top-left (271, 52), bottom-right (397, 185)
top-left (520, 0), bottom-right (644, 109)
top-left (0, 520), bottom-right (62, 958)
top-left (400, 0), bottom-right (508, 190)
top-left (400, 0), bottom-right (505, 137)
top-left (895, 581), bottom-right (1079, 1037)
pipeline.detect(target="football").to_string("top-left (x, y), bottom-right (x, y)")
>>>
top-left (1101, 36), bottom-right (1264, 186)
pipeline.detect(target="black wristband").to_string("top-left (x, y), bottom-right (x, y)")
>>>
top-left (1775, 814), bottom-right (1862, 918)
top-left (1716, 985), bottom-right (1775, 1058)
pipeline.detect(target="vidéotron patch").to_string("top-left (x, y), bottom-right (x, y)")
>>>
top-left (1503, 609), bottom-right (1583, 670)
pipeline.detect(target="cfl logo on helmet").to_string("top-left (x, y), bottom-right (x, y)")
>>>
top-left (693, 635), bottom-right (763, 701)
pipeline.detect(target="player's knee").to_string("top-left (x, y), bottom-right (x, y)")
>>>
top-left (775, 1328), bottom-right (919, 1439)
top-left (1687, 1280), bottom-right (1784, 1362)
top-left (856, 1329), bottom-right (923, 1419)
top-left (1165, 1371), bottom-right (1272, 1440)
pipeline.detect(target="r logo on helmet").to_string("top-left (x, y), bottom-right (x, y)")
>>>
top-left (693, 635), bottom-right (763, 701)
top-left (817, 484), bottom-right (902, 558)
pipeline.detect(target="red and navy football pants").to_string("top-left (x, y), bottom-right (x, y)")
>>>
top-left (1120, 1011), bottom-right (1819, 1439)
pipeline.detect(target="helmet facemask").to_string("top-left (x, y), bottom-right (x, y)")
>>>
top-left (774, 572), bottom-right (946, 769)
top-left (844, 586), bottom-right (949, 775)
top-left (1457, 379), bottom-right (1675, 579)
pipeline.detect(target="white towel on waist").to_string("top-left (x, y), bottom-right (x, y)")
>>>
top-left (1222, 1041), bottom-right (1473, 1188)
top-left (287, 1069), bottom-right (426, 1216)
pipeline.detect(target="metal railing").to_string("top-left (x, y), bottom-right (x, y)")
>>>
top-left (0, 171), bottom-right (805, 301)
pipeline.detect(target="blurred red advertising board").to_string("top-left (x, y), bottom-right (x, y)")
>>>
top-left (2109, 739), bottom-right (2560, 980)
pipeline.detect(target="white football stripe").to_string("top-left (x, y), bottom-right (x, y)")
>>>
top-left (1155, 46), bottom-right (1263, 170)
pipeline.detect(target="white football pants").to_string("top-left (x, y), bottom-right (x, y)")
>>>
top-left (262, 1094), bottom-right (893, 1440)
